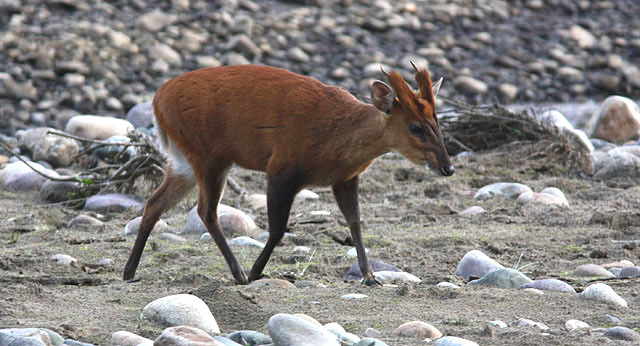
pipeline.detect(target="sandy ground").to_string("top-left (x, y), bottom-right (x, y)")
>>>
top-left (1, 148), bottom-right (639, 345)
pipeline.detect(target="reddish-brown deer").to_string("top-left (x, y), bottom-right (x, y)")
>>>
top-left (123, 63), bottom-right (453, 285)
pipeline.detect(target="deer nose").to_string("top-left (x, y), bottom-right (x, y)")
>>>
top-left (440, 165), bottom-right (454, 176)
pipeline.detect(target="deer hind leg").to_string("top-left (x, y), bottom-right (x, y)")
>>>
top-left (196, 160), bottom-right (249, 285)
top-left (123, 164), bottom-right (196, 281)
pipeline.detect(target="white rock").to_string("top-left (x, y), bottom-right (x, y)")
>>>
top-left (374, 271), bottom-right (421, 283)
top-left (455, 250), bottom-right (504, 281)
top-left (64, 115), bottom-right (134, 140)
top-left (565, 319), bottom-right (590, 331)
top-left (296, 189), bottom-right (319, 201)
top-left (436, 282), bottom-right (461, 289)
top-left (137, 9), bottom-right (177, 32)
top-left (434, 336), bottom-right (479, 346)
top-left (539, 187), bottom-right (569, 205)
top-left (581, 283), bottom-right (628, 308)
top-left (569, 25), bottom-right (596, 48)
top-left (515, 318), bottom-right (549, 330)
top-left (574, 263), bottom-right (616, 278)
top-left (347, 247), bottom-right (368, 257)
top-left (51, 254), bottom-right (77, 266)
top-left (247, 193), bottom-right (267, 210)
top-left (293, 246), bottom-right (311, 254)
top-left (0, 160), bottom-right (49, 185)
top-left (184, 204), bottom-right (257, 237)
top-left (227, 236), bottom-right (265, 248)
top-left (268, 313), bottom-right (340, 346)
top-left (16, 127), bottom-right (79, 167)
top-left (453, 75), bottom-right (488, 94)
top-left (341, 293), bottom-right (368, 300)
top-left (594, 147), bottom-right (640, 179)
top-left (459, 206), bottom-right (485, 216)
top-left (0, 328), bottom-right (52, 346)
top-left (538, 110), bottom-right (574, 132)
top-left (474, 182), bottom-right (532, 200)
top-left (489, 320), bottom-right (508, 328)
top-left (142, 294), bottom-right (220, 335)
top-left (516, 191), bottom-right (568, 207)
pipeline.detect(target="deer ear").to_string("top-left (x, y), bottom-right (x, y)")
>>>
top-left (432, 77), bottom-right (443, 100)
top-left (371, 80), bottom-right (395, 114)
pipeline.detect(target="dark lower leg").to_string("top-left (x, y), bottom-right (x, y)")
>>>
top-left (249, 168), bottom-right (304, 281)
top-left (333, 175), bottom-right (378, 285)
top-left (123, 172), bottom-right (194, 280)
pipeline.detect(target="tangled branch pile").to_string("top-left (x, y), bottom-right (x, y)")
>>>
top-left (439, 99), bottom-right (593, 176)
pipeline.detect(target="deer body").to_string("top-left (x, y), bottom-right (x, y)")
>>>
top-left (123, 64), bottom-right (453, 285)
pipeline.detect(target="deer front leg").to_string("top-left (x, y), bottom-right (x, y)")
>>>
top-left (332, 175), bottom-right (380, 286)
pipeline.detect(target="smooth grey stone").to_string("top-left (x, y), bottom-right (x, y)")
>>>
top-left (581, 283), bottom-right (627, 308)
top-left (126, 102), bottom-right (154, 128)
top-left (142, 294), bottom-right (220, 336)
top-left (214, 336), bottom-right (244, 346)
top-left (91, 135), bottom-right (137, 163)
top-left (434, 336), bottom-right (479, 346)
top-left (63, 339), bottom-right (96, 346)
top-left (0, 328), bottom-right (51, 346)
top-left (40, 180), bottom-right (82, 203)
top-left (467, 268), bottom-right (532, 288)
top-left (226, 330), bottom-right (272, 346)
top-left (604, 314), bottom-right (624, 326)
top-left (603, 326), bottom-right (640, 341)
top-left (16, 127), bottom-right (79, 167)
top-left (455, 250), bottom-right (504, 281)
top-left (519, 279), bottom-right (576, 293)
top-left (4, 170), bottom-right (55, 191)
top-left (343, 259), bottom-right (401, 281)
top-left (84, 193), bottom-right (144, 213)
top-left (618, 266), bottom-right (640, 278)
top-left (268, 313), bottom-right (339, 346)
top-left (354, 337), bottom-right (389, 346)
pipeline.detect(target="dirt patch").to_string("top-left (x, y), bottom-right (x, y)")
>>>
top-left (1, 151), bottom-right (640, 345)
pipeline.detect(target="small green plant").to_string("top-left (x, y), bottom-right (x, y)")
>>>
top-left (513, 253), bottom-right (538, 273)
top-left (8, 232), bottom-right (19, 244)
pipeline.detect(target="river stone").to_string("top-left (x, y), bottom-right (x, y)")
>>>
top-left (84, 193), bottom-right (144, 213)
top-left (455, 250), bottom-right (504, 281)
top-left (268, 313), bottom-right (340, 346)
top-left (126, 101), bottom-right (154, 128)
top-left (539, 187), bottom-right (569, 205)
top-left (227, 236), bottom-right (265, 248)
top-left (519, 279), bottom-right (576, 293)
top-left (581, 283), bottom-right (627, 308)
top-left (137, 9), bottom-right (177, 32)
top-left (373, 271), bottom-right (421, 283)
top-left (226, 330), bottom-right (272, 346)
top-left (294, 313), bottom-right (322, 327)
top-left (341, 293), bottom-right (368, 300)
top-left (4, 169), bottom-right (58, 191)
top-left (343, 259), bottom-right (401, 281)
top-left (467, 268), bottom-right (532, 288)
top-left (453, 75), bottom-right (488, 94)
top-left (618, 266), bottom-right (640, 278)
top-left (538, 110), bottom-right (574, 132)
top-left (593, 147), bottom-right (640, 179)
top-left (142, 294), bottom-right (220, 335)
top-left (474, 182), bottom-right (532, 200)
top-left (214, 336), bottom-right (244, 346)
top-left (515, 318), bottom-right (549, 330)
top-left (437, 282), bottom-right (461, 289)
top-left (516, 191), bottom-right (568, 207)
top-left (565, 319), bottom-right (590, 331)
top-left (354, 337), bottom-right (389, 346)
top-left (247, 278), bottom-right (296, 289)
top-left (603, 326), bottom-right (640, 341)
top-left (154, 326), bottom-right (224, 346)
top-left (67, 214), bottom-right (104, 227)
top-left (434, 336), bottom-right (479, 346)
top-left (585, 95), bottom-right (640, 143)
top-left (574, 263), bottom-right (615, 278)
top-left (393, 321), bottom-right (442, 339)
top-left (64, 115), bottom-right (135, 140)
top-left (39, 180), bottom-right (82, 203)
top-left (295, 188), bottom-right (319, 201)
top-left (0, 160), bottom-right (50, 185)
top-left (122, 216), bottom-right (169, 236)
top-left (16, 127), bottom-right (79, 167)
top-left (459, 206), bottom-right (485, 216)
top-left (601, 260), bottom-right (634, 269)
top-left (184, 205), bottom-right (257, 237)
top-left (51, 254), bottom-right (77, 266)
top-left (0, 328), bottom-right (52, 346)
top-left (91, 135), bottom-right (138, 162)
top-left (111, 330), bottom-right (153, 346)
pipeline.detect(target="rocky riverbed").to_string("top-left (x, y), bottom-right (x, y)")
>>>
top-left (2, 0), bottom-right (640, 345)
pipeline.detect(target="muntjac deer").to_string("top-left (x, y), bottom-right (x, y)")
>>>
top-left (123, 64), bottom-right (454, 285)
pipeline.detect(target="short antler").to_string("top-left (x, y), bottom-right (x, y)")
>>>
top-left (411, 61), bottom-right (434, 104)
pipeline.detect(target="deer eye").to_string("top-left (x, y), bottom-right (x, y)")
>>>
top-left (408, 123), bottom-right (425, 138)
